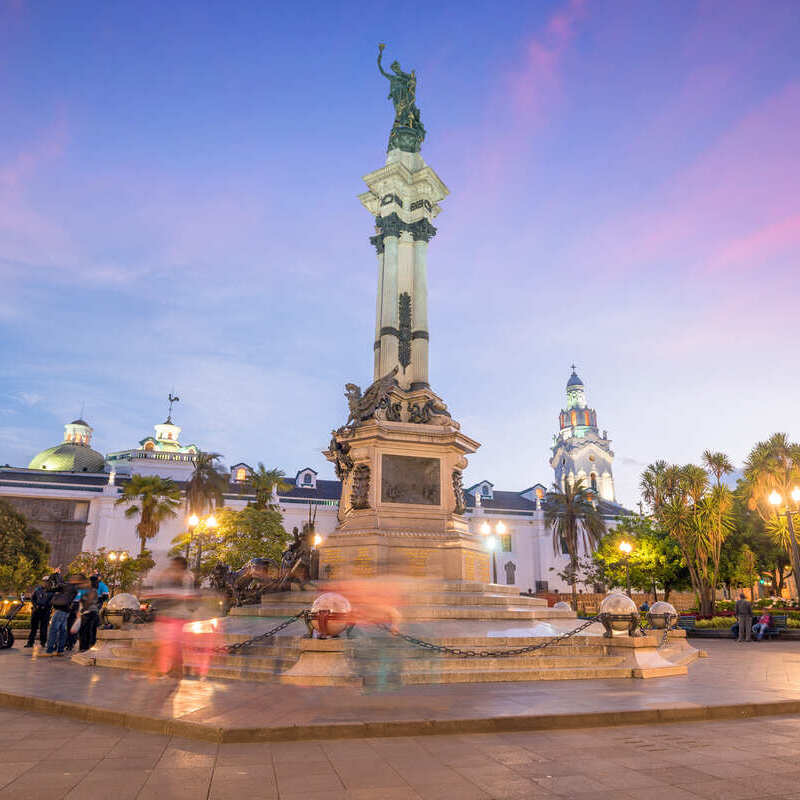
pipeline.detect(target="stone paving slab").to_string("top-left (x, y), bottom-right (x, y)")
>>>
top-left (2, 639), bottom-right (800, 742)
top-left (4, 708), bottom-right (800, 799)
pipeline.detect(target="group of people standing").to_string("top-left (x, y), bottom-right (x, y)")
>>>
top-left (26, 570), bottom-right (110, 656)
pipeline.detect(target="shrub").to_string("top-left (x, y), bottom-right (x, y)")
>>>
top-left (695, 616), bottom-right (736, 629)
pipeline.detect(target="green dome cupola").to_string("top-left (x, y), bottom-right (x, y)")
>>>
top-left (29, 418), bottom-right (106, 473)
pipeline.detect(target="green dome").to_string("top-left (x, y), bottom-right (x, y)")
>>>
top-left (29, 443), bottom-right (106, 473)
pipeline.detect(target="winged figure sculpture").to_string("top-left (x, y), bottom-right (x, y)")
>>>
top-left (343, 366), bottom-right (399, 429)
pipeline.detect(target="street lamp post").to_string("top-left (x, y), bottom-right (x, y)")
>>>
top-left (618, 540), bottom-right (633, 597)
top-left (768, 488), bottom-right (800, 601)
top-left (186, 514), bottom-right (199, 559)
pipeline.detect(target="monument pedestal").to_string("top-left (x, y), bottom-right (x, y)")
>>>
top-left (280, 638), bottom-right (362, 688)
top-left (321, 393), bottom-right (488, 581)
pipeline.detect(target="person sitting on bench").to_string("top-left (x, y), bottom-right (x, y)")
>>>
top-left (752, 612), bottom-right (772, 641)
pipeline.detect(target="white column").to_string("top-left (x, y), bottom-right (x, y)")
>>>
top-left (411, 239), bottom-right (429, 388)
top-left (379, 234), bottom-right (399, 377)
top-left (374, 250), bottom-right (384, 380)
top-left (397, 231), bottom-right (414, 389)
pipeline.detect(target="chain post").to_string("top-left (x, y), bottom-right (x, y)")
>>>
top-left (206, 611), bottom-right (307, 655)
top-left (376, 616), bottom-right (600, 659)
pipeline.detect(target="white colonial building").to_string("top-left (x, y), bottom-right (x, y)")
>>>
top-left (0, 370), bottom-right (628, 591)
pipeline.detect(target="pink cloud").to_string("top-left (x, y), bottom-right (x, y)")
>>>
top-left (568, 81), bottom-right (800, 277)
top-left (705, 213), bottom-right (800, 273)
top-left (0, 113), bottom-right (73, 271)
top-left (506, 0), bottom-right (587, 121)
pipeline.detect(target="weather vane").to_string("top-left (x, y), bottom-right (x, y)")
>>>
top-left (167, 392), bottom-right (180, 423)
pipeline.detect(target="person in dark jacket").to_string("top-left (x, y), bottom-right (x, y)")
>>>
top-left (65, 576), bottom-right (87, 652)
top-left (25, 579), bottom-right (53, 648)
top-left (736, 592), bottom-right (753, 642)
top-left (78, 577), bottom-right (101, 651)
top-left (44, 577), bottom-right (79, 656)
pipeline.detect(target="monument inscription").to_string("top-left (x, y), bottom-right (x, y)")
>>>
top-left (381, 454), bottom-right (440, 505)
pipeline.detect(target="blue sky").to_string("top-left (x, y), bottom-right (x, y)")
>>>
top-left (2, 0), bottom-right (799, 506)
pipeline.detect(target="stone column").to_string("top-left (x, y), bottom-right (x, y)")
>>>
top-left (373, 246), bottom-right (384, 379)
top-left (411, 238), bottom-right (429, 389)
top-left (379, 232), bottom-right (400, 377)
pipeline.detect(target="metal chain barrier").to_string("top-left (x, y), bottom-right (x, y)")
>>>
top-left (209, 611), bottom-right (307, 654)
top-left (376, 616), bottom-right (599, 659)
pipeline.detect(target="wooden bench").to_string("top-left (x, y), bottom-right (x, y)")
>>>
top-left (755, 613), bottom-right (787, 640)
top-left (677, 615), bottom-right (696, 632)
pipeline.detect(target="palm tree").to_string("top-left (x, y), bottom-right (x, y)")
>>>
top-left (248, 464), bottom-right (291, 510)
top-left (186, 452), bottom-right (228, 515)
top-left (702, 450), bottom-right (734, 488)
top-left (642, 460), bottom-right (731, 615)
top-left (743, 434), bottom-right (800, 599)
top-left (701, 450), bottom-right (734, 612)
top-left (116, 475), bottom-right (181, 556)
top-left (545, 478), bottom-right (606, 610)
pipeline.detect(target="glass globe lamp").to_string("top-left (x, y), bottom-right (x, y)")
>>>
top-left (309, 592), bottom-right (352, 638)
top-left (598, 591), bottom-right (640, 637)
top-left (647, 601), bottom-right (678, 629)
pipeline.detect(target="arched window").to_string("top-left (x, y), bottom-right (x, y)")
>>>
top-left (570, 411), bottom-right (577, 426)
top-left (584, 411), bottom-right (591, 425)
top-left (590, 473), bottom-right (597, 492)
top-left (303, 473), bottom-right (312, 485)
top-left (144, 441), bottom-right (155, 451)
top-left (236, 467), bottom-right (247, 482)
top-left (535, 487), bottom-right (543, 499)
top-left (481, 484), bottom-right (490, 497)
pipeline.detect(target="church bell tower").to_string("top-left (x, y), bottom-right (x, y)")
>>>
top-left (550, 367), bottom-right (616, 502)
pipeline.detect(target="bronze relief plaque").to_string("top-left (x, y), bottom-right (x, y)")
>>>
top-left (381, 454), bottom-right (441, 505)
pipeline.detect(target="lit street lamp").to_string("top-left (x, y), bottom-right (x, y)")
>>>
top-left (480, 520), bottom-right (506, 584)
top-left (618, 540), bottom-right (633, 597)
top-left (190, 513), bottom-right (218, 580)
top-left (768, 488), bottom-right (800, 600)
top-left (106, 549), bottom-right (129, 595)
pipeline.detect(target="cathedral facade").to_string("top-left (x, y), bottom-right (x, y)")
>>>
top-left (0, 369), bottom-right (628, 592)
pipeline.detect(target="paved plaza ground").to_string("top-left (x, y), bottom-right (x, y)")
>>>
top-left (3, 639), bottom-right (800, 798)
top-left (2, 639), bottom-right (800, 740)
top-left (4, 707), bottom-right (800, 800)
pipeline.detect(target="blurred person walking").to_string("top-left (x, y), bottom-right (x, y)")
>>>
top-left (143, 556), bottom-right (196, 678)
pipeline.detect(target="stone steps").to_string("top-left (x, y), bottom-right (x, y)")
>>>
top-left (398, 654), bottom-right (626, 670)
top-left (399, 664), bottom-right (635, 684)
top-left (233, 604), bottom-right (563, 621)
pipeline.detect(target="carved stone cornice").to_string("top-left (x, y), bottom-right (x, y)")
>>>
top-left (371, 212), bottom-right (437, 248)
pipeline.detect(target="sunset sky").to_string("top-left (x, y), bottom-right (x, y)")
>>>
top-left (2, 0), bottom-right (799, 507)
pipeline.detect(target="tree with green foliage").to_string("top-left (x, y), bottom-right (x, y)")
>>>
top-left (732, 545), bottom-right (758, 598)
top-left (544, 479), bottom-right (606, 611)
top-left (742, 433), bottom-right (800, 599)
top-left (68, 548), bottom-right (155, 594)
top-left (169, 505), bottom-right (288, 585)
top-left (641, 459), bottom-right (733, 615)
top-left (185, 452), bottom-right (228, 516)
top-left (720, 486), bottom-right (789, 598)
top-left (247, 464), bottom-right (291, 510)
top-left (115, 474), bottom-right (182, 556)
top-left (591, 515), bottom-right (690, 600)
top-left (0, 499), bottom-right (51, 593)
